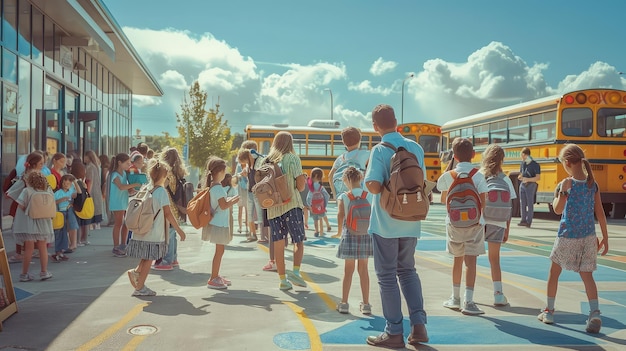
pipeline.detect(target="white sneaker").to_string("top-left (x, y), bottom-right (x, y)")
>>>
top-left (494, 292), bottom-right (509, 306)
top-left (537, 308), bottom-right (554, 324)
top-left (443, 296), bottom-right (461, 310)
top-left (585, 310), bottom-right (601, 333)
top-left (461, 301), bottom-right (485, 315)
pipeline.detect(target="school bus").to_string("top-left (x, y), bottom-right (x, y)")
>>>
top-left (396, 123), bottom-right (442, 184)
top-left (440, 88), bottom-right (626, 219)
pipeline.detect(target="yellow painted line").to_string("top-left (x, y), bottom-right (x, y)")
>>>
top-left (121, 336), bottom-right (148, 351)
top-left (283, 301), bottom-right (322, 351)
top-left (76, 302), bottom-right (150, 351)
top-left (418, 255), bottom-right (544, 294)
top-left (301, 272), bottom-right (336, 310)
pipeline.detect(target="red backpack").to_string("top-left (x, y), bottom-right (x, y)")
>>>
top-left (309, 184), bottom-right (326, 215)
top-left (345, 191), bottom-right (371, 235)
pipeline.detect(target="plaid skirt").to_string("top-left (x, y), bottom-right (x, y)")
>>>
top-left (336, 229), bottom-right (373, 260)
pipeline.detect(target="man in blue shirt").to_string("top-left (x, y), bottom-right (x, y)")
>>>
top-left (518, 147), bottom-right (541, 227)
top-left (364, 104), bottom-right (428, 348)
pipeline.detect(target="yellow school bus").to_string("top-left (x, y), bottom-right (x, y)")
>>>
top-left (441, 89), bottom-right (626, 218)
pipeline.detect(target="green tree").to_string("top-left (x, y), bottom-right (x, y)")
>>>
top-left (176, 81), bottom-right (233, 168)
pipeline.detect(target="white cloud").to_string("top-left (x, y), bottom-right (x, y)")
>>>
top-left (369, 57), bottom-right (397, 76)
top-left (347, 80), bottom-right (394, 96)
top-left (160, 70), bottom-right (188, 90)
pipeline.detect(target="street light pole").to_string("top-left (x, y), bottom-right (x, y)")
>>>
top-left (401, 73), bottom-right (414, 125)
top-left (324, 88), bottom-right (333, 120)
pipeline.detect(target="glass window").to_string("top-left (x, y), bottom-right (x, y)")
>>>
top-left (597, 108), bottom-right (626, 137)
top-left (561, 108), bottom-right (592, 137)
top-left (32, 7), bottom-right (44, 65)
top-left (18, 58), bottom-right (31, 155)
top-left (530, 111), bottom-right (556, 141)
top-left (404, 135), bottom-right (417, 142)
top-left (292, 133), bottom-right (306, 155)
top-left (43, 17), bottom-right (54, 68)
top-left (418, 135), bottom-right (440, 153)
top-left (17, 0), bottom-right (31, 57)
top-left (508, 116), bottom-right (529, 142)
top-left (307, 141), bottom-right (329, 156)
top-left (2, 0), bottom-right (18, 50)
top-left (474, 124), bottom-right (489, 146)
top-left (2, 48), bottom-right (18, 83)
top-left (490, 121), bottom-right (507, 144)
top-left (31, 66), bottom-right (44, 150)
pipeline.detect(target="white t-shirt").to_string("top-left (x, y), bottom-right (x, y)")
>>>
top-left (437, 162), bottom-right (488, 225)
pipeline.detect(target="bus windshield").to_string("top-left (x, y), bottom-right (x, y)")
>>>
top-left (598, 108), bottom-right (626, 137)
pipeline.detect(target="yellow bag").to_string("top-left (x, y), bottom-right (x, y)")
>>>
top-left (53, 212), bottom-right (64, 230)
top-left (46, 174), bottom-right (57, 190)
top-left (75, 197), bottom-right (95, 219)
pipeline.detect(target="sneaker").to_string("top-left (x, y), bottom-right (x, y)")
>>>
top-left (39, 271), bottom-right (53, 280)
top-left (112, 248), bottom-right (126, 257)
top-left (538, 308), bottom-right (555, 324)
top-left (585, 310), bottom-right (602, 333)
top-left (517, 222), bottom-right (528, 226)
top-left (32, 251), bottom-right (40, 258)
top-left (218, 276), bottom-right (232, 286)
top-left (286, 270), bottom-right (307, 287)
top-left (50, 254), bottom-right (61, 263)
top-left (314, 232), bottom-right (319, 237)
top-left (207, 277), bottom-right (227, 290)
top-left (19, 273), bottom-right (34, 282)
top-left (127, 269), bottom-right (140, 289)
top-left (262, 261), bottom-right (277, 271)
top-left (171, 260), bottom-right (179, 267)
top-left (279, 280), bottom-right (293, 291)
top-left (95, 223), bottom-right (101, 230)
top-left (461, 301), bottom-right (485, 315)
top-left (408, 324), bottom-right (429, 345)
top-left (336, 302), bottom-right (349, 314)
top-left (494, 292), bottom-right (509, 306)
top-left (443, 296), bottom-right (461, 310)
top-left (366, 332), bottom-right (405, 348)
top-left (132, 286), bottom-right (157, 296)
top-left (8, 255), bottom-right (22, 263)
top-left (152, 263), bottom-right (174, 271)
top-left (59, 254), bottom-right (70, 261)
top-left (246, 236), bottom-right (258, 242)
top-left (359, 302), bottom-right (372, 315)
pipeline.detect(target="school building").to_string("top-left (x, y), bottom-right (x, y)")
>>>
top-left (0, 0), bottom-right (161, 190)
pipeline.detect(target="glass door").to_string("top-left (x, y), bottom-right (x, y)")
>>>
top-left (64, 90), bottom-right (79, 157)
top-left (41, 81), bottom-right (62, 155)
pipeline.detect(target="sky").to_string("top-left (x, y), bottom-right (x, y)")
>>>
top-left (103, 0), bottom-right (626, 137)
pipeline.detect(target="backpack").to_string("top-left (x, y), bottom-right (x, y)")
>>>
top-left (73, 180), bottom-right (89, 212)
top-left (483, 172), bottom-right (512, 222)
top-left (252, 161), bottom-right (291, 209)
top-left (186, 186), bottom-right (213, 229)
top-left (446, 169), bottom-right (482, 228)
top-left (166, 176), bottom-right (191, 221)
top-left (125, 185), bottom-right (162, 235)
top-left (26, 188), bottom-right (56, 219)
top-left (379, 142), bottom-right (429, 221)
top-left (345, 191), bottom-right (371, 235)
top-left (333, 152), bottom-right (364, 195)
top-left (309, 184), bottom-right (326, 215)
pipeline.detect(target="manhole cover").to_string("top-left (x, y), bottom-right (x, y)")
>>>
top-left (128, 325), bottom-right (158, 335)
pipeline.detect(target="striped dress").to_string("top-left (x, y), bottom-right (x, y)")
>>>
top-left (126, 186), bottom-right (168, 260)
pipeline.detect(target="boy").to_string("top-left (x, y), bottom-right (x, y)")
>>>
top-left (329, 126), bottom-right (370, 200)
top-left (364, 104), bottom-right (428, 348)
top-left (306, 167), bottom-right (330, 237)
top-left (436, 137), bottom-right (488, 315)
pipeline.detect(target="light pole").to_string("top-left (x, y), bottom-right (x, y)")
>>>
top-left (324, 88), bottom-right (333, 120)
top-left (401, 73), bottom-right (414, 125)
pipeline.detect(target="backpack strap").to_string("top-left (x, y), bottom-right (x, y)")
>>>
top-left (347, 192), bottom-right (356, 201)
top-left (360, 191), bottom-right (368, 199)
top-left (380, 142), bottom-right (397, 152)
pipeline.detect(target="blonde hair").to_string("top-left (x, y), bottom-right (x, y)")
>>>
top-left (160, 147), bottom-right (189, 179)
top-left (480, 144), bottom-right (505, 177)
top-left (342, 166), bottom-right (362, 186)
top-left (26, 171), bottom-right (48, 191)
top-left (148, 159), bottom-right (169, 184)
top-left (266, 131), bottom-right (294, 163)
top-left (84, 150), bottom-right (100, 167)
top-left (559, 144), bottom-right (594, 188)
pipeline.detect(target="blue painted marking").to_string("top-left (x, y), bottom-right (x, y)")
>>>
top-left (477, 256), bottom-right (626, 282)
top-left (417, 239), bottom-right (512, 252)
top-left (598, 291), bottom-right (626, 307)
top-left (15, 287), bottom-right (33, 301)
top-left (273, 332), bottom-right (310, 350)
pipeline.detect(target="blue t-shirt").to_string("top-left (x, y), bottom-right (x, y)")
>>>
top-left (557, 179), bottom-right (597, 239)
top-left (364, 132), bottom-right (424, 239)
top-left (209, 185), bottom-right (229, 228)
top-left (54, 187), bottom-right (75, 211)
top-left (109, 171), bottom-right (130, 211)
top-left (520, 157), bottom-right (541, 179)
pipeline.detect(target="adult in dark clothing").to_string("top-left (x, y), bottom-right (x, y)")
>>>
top-left (518, 147), bottom-right (541, 227)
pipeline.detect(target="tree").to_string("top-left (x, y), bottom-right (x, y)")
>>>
top-left (176, 82), bottom-right (234, 168)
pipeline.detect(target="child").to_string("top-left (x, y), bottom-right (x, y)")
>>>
top-left (335, 166), bottom-right (373, 315)
top-left (70, 158), bottom-right (89, 251)
top-left (221, 173), bottom-right (238, 240)
top-left (14, 171), bottom-right (54, 281)
top-left (329, 126), bottom-right (370, 200)
top-left (53, 174), bottom-right (79, 261)
top-left (235, 161), bottom-right (249, 234)
top-left (538, 144), bottom-right (609, 333)
top-left (436, 137), bottom-right (488, 315)
top-left (127, 153), bottom-right (148, 191)
top-left (202, 157), bottom-right (239, 289)
top-left (306, 167), bottom-right (330, 237)
top-left (480, 144), bottom-right (516, 306)
top-left (109, 153), bottom-right (141, 257)
top-left (299, 172), bottom-right (310, 231)
top-left (126, 159), bottom-right (186, 296)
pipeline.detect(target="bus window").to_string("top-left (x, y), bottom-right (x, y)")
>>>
top-left (308, 134), bottom-right (331, 156)
top-left (562, 108), bottom-right (592, 137)
top-left (597, 108), bottom-right (626, 137)
top-left (531, 111), bottom-right (556, 141)
top-left (419, 135), bottom-right (440, 153)
top-left (332, 134), bottom-right (343, 156)
top-left (474, 124), bottom-right (489, 146)
top-left (490, 120), bottom-right (507, 144)
top-left (372, 135), bottom-right (382, 146)
top-left (292, 133), bottom-right (306, 154)
top-left (508, 116), bottom-right (529, 142)
top-left (261, 141), bottom-right (271, 154)
top-left (403, 135), bottom-right (417, 142)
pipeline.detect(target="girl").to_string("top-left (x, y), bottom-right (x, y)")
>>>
top-left (265, 131), bottom-right (307, 291)
top-left (126, 160), bottom-right (186, 296)
top-left (53, 174), bottom-right (79, 261)
top-left (480, 144), bottom-right (517, 307)
top-left (14, 171), bottom-right (54, 281)
top-left (70, 158), bottom-right (90, 250)
top-left (84, 150), bottom-right (103, 232)
top-left (538, 144), bottom-right (609, 334)
top-left (334, 166), bottom-right (373, 314)
top-left (306, 168), bottom-right (330, 237)
top-left (99, 154), bottom-right (113, 226)
top-left (108, 153), bottom-right (141, 257)
top-left (202, 157), bottom-right (239, 289)
top-left (49, 153), bottom-right (66, 190)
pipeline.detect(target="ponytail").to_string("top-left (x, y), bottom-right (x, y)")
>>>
top-left (582, 159), bottom-right (595, 188)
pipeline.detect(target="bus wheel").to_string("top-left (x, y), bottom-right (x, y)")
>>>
top-left (612, 203), bottom-right (626, 219)
top-left (509, 172), bottom-right (521, 218)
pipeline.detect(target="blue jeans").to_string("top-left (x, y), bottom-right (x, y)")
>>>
top-left (519, 182), bottom-right (537, 225)
top-left (54, 211), bottom-right (71, 252)
top-left (372, 234), bottom-right (427, 335)
top-left (162, 226), bottom-right (177, 264)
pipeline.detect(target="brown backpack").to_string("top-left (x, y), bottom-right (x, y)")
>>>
top-left (253, 161), bottom-right (291, 209)
top-left (379, 142), bottom-right (429, 221)
top-left (186, 186), bottom-right (213, 229)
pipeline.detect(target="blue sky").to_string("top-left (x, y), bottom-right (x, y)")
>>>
top-left (103, 0), bottom-right (626, 136)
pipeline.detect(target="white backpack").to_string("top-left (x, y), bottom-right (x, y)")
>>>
top-left (125, 185), bottom-right (161, 235)
top-left (26, 188), bottom-right (56, 219)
